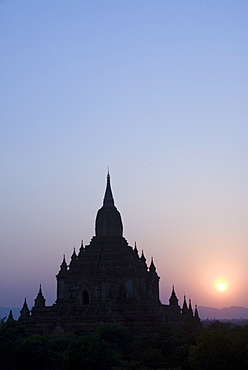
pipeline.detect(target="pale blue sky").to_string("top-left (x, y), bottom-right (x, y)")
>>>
top-left (1, 0), bottom-right (247, 309)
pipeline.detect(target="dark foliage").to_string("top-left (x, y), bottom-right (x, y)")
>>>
top-left (188, 321), bottom-right (248, 370)
top-left (1, 320), bottom-right (248, 369)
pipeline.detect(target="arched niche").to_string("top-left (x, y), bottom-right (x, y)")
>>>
top-left (83, 290), bottom-right (89, 305)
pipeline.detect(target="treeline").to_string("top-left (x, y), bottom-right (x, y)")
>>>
top-left (0, 319), bottom-right (248, 369)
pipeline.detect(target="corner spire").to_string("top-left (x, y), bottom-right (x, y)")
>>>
top-left (34, 284), bottom-right (46, 308)
top-left (194, 304), bottom-right (200, 321)
top-left (69, 248), bottom-right (78, 268)
top-left (7, 310), bottom-right (14, 322)
top-left (149, 257), bottom-right (156, 273)
top-left (182, 295), bottom-right (188, 315)
top-left (20, 298), bottom-right (30, 318)
top-left (140, 250), bottom-right (146, 263)
top-left (188, 298), bottom-right (193, 317)
top-left (134, 242), bottom-right (138, 252)
top-left (169, 286), bottom-right (179, 306)
top-left (58, 254), bottom-right (67, 274)
top-left (103, 172), bottom-right (115, 207)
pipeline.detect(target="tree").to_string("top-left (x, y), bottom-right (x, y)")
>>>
top-left (188, 322), bottom-right (234, 369)
top-left (62, 333), bottom-right (121, 370)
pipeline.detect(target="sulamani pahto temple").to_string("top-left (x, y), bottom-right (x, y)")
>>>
top-left (18, 174), bottom-right (201, 335)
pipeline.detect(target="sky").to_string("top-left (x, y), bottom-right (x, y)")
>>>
top-left (1, 0), bottom-right (247, 311)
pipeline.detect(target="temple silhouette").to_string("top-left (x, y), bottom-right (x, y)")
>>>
top-left (18, 173), bottom-right (200, 335)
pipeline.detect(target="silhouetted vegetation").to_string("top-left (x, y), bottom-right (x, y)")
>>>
top-left (188, 321), bottom-right (248, 369)
top-left (1, 319), bottom-right (248, 369)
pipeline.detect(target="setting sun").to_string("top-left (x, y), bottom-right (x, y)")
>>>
top-left (216, 281), bottom-right (228, 291)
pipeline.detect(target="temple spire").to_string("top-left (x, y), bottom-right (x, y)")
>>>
top-left (103, 172), bottom-right (115, 207)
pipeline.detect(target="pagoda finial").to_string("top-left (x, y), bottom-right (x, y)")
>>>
top-left (103, 170), bottom-right (115, 206)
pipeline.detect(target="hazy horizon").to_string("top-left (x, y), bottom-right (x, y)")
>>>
top-left (2, 304), bottom-right (248, 323)
top-left (1, 1), bottom-right (247, 310)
